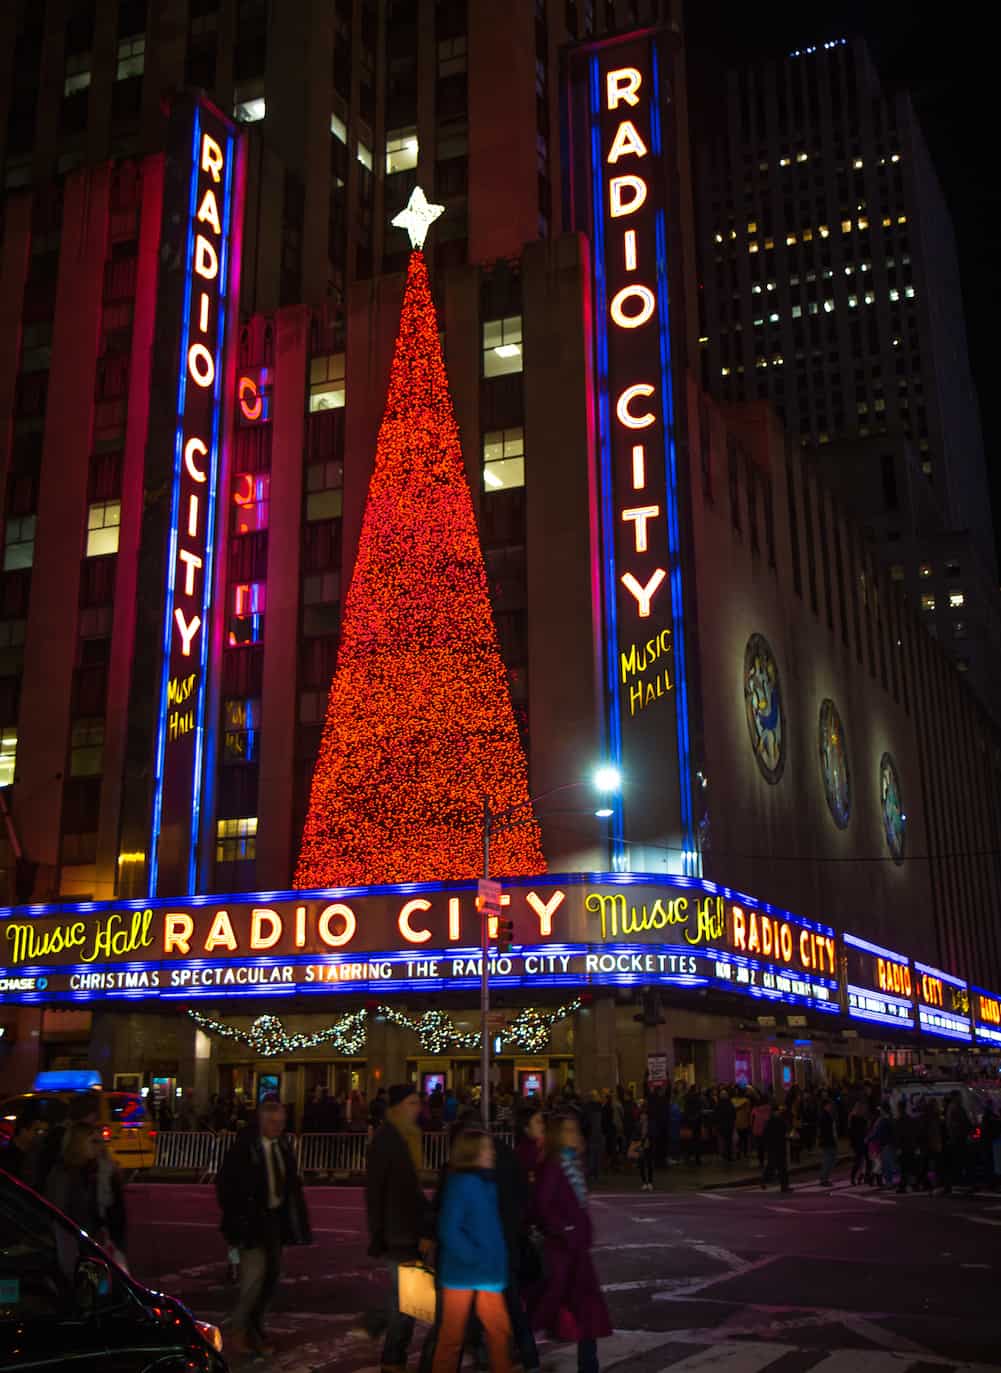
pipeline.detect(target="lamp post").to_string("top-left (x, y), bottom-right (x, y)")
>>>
top-left (478, 766), bottom-right (622, 1127)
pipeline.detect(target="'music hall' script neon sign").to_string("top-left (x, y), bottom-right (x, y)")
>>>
top-left (150, 104), bottom-right (241, 896)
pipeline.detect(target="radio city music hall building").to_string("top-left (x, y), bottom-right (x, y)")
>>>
top-left (1, 10), bottom-right (1000, 1109)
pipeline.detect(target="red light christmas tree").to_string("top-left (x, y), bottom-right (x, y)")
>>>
top-left (294, 197), bottom-right (545, 887)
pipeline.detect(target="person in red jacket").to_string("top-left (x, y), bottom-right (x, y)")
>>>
top-left (525, 1113), bottom-right (611, 1373)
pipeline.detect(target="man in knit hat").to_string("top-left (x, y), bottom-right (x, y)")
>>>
top-left (366, 1083), bottom-right (435, 1373)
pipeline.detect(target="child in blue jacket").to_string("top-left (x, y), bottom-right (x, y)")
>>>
top-left (432, 1129), bottom-right (511, 1373)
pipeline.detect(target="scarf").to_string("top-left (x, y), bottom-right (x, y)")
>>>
top-left (560, 1146), bottom-right (587, 1204)
top-left (387, 1105), bottom-right (423, 1174)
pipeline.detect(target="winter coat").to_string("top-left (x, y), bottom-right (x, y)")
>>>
top-left (526, 1154), bottom-right (612, 1342)
top-left (437, 1170), bottom-right (509, 1291)
top-left (750, 1103), bottom-right (771, 1138)
top-left (762, 1113), bottom-right (788, 1164)
top-left (216, 1127), bottom-right (311, 1250)
top-left (732, 1095), bottom-right (752, 1131)
top-left (46, 1162), bottom-right (104, 1239)
top-left (365, 1120), bottom-right (434, 1261)
top-left (848, 1113), bottom-right (869, 1151)
top-left (818, 1107), bottom-right (837, 1149)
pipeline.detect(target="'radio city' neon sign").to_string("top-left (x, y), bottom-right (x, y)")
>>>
top-left (577, 31), bottom-right (694, 871)
top-left (150, 103), bottom-right (242, 896)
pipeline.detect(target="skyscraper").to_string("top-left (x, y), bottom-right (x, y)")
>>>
top-left (693, 36), bottom-right (1000, 709)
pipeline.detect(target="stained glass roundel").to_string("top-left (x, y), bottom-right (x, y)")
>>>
top-left (818, 698), bottom-right (851, 829)
top-left (743, 634), bottom-right (786, 784)
top-left (880, 752), bottom-right (905, 864)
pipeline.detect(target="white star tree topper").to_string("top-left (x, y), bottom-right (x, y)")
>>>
top-left (391, 185), bottom-right (445, 250)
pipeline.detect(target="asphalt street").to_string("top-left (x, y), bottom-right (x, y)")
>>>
top-left (122, 1171), bottom-right (1001, 1373)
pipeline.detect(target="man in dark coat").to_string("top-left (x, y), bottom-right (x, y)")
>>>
top-left (365, 1083), bottom-right (434, 1373)
top-left (761, 1104), bottom-right (790, 1192)
top-left (216, 1099), bottom-right (311, 1358)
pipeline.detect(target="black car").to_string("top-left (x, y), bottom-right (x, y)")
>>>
top-left (0, 1169), bottom-right (227, 1372)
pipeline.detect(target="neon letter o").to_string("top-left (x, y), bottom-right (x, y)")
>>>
top-left (610, 284), bottom-right (656, 329)
top-left (188, 343), bottom-right (215, 389)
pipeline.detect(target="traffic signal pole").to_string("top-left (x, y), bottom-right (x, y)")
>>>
top-left (480, 796), bottom-right (491, 1128)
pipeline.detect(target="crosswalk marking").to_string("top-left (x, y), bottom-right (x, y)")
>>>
top-left (806, 1352), bottom-right (922, 1372)
top-left (659, 1341), bottom-right (797, 1373)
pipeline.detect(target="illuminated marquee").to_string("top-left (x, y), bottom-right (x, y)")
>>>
top-left (150, 102), bottom-right (244, 896)
top-left (972, 985), bottom-right (1001, 1047)
top-left (566, 31), bottom-right (693, 869)
top-left (1, 874), bottom-right (831, 1012)
top-left (913, 959), bottom-right (972, 1042)
top-left (843, 932), bottom-right (915, 1030)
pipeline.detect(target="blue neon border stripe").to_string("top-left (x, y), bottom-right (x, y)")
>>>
top-left (651, 41), bottom-right (694, 870)
top-left (588, 56), bottom-right (625, 864)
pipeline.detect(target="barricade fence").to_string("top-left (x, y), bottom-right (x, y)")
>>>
top-left (152, 1129), bottom-right (514, 1177)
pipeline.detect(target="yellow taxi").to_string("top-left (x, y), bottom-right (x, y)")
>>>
top-left (0, 1070), bottom-right (156, 1173)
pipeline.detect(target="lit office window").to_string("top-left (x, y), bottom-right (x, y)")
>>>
top-left (0, 727), bottom-right (16, 787)
top-left (306, 461), bottom-right (344, 521)
top-left (330, 112), bottom-right (347, 143)
top-left (232, 473), bottom-right (270, 534)
top-left (64, 55), bottom-right (91, 97)
top-left (70, 719), bottom-right (105, 777)
top-left (438, 35), bottom-right (467, 75)
top-left (223, 698), bottom-right (261, 763)
top-left (386, 127), bottom-right (418, 174)
top-left (918, 563), bottom-right (933, 578)
top-left (953, 620), bottom-right (968, 639)
top-left (228, 582), bottom-right (265, 646)
top-left (483, 316), bottom-right (523, 377)
top-left (309, 353), bottom-right (345, 411)
top-left (949, 591), bottom-right (965, 609)
top-left (216, 816), bottom-right (257, 863)
top-left (234, 93), bottom-right (266, 123)
top-left (116, 35), bottom-right (145, 80)
top-left (86, 501), bottom-right (121, 557)
top-left (920, 593), bottom-right (936, 612)
top-left (3, 516), bottom-right (36, 571)
top-left (483, 428), bottom-right (525, 491)
top-left (357, 141), bottom-right (373, 171)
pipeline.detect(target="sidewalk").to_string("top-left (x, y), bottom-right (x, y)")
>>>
top-left (588, 1149), bottom-right (851, 1193)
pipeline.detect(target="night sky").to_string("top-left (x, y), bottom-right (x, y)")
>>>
top-left (684, 2), bottom-right (1000, 566)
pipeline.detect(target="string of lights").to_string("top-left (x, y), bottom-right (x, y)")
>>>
top-left (187, 1009), bottom-right (369, 1057)
top-left (294, 246), bottom-right (544, 887)
top-left (376, 999), bottom-right (582, 1054)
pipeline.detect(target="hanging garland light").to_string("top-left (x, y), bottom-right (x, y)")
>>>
top-left (187, 1009), bottom-right (369, 1057)
top-left (376, 1000), bottom-right (582, 1055)
top-left (376, 1006), bottom-right (481, 1054)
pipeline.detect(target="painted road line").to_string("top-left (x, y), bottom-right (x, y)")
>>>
top-left (655, 1341), bottom-right (802, 1373)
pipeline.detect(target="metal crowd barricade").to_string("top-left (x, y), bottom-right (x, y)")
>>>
top-left (151, 1128), bottom-right (516, 1180)
top-left (153, 1130), bottom-right (234, 1179)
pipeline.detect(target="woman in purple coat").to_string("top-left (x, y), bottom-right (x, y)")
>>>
top-left (526, 1113), bottom-right (612, 1373)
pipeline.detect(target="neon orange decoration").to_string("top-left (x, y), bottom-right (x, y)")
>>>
top-left (606, 120), bottom-right (648, 164)
top-left (609, 283), bottom-right (656, 328)
top-left (294, 250), bottom-right (545, 887)
top-left (621, 568), bottom-right (667, 618)
top-left (609, 174), bottom-right (647, 217)
top-left (606, 67), bottom-right (642, 108)
top-left (238, 374), bottom-right (263, 421)
top-left (615, 383), bottom-right (656, 428)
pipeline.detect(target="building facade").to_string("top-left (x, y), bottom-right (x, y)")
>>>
top-left (693, 36), bottom-right (1001, 711)
top-left (1, 5), bottom-right (1000, 1110)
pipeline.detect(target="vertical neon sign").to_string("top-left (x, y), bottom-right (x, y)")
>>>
top-left (569, 31), bottom-right (694, 872)
top-left (150, 104), bottom-right (240, 897)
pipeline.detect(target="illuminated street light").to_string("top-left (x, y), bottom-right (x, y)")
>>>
top-left (593, 764), bottom-right (622, 794)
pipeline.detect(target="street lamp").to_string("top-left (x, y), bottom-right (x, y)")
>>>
top-left (478, 767), bottom-right (622, 1125)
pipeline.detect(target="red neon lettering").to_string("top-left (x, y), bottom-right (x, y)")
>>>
top-left (201, 133), bottom-right (224, 183)
top-left (606, 66), bottom-right (642, 110)
top-left (607, 120), bottom-right (648, 164)
top-left (621, 568), bottom-right (666, 618)
top-left (609, 174), bottom-right (647, 218)
top-left (173, 607), bottom-right (202, 656)
top-left (188, 343), bottom-right (215, 388)
top-left (621, 504), bottom-right (660, 553)
top-left (238, 376), bottom-right (263, 421)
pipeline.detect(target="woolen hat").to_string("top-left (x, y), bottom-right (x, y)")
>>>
top-left (388, 1083), bottom-right (417, 1107)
